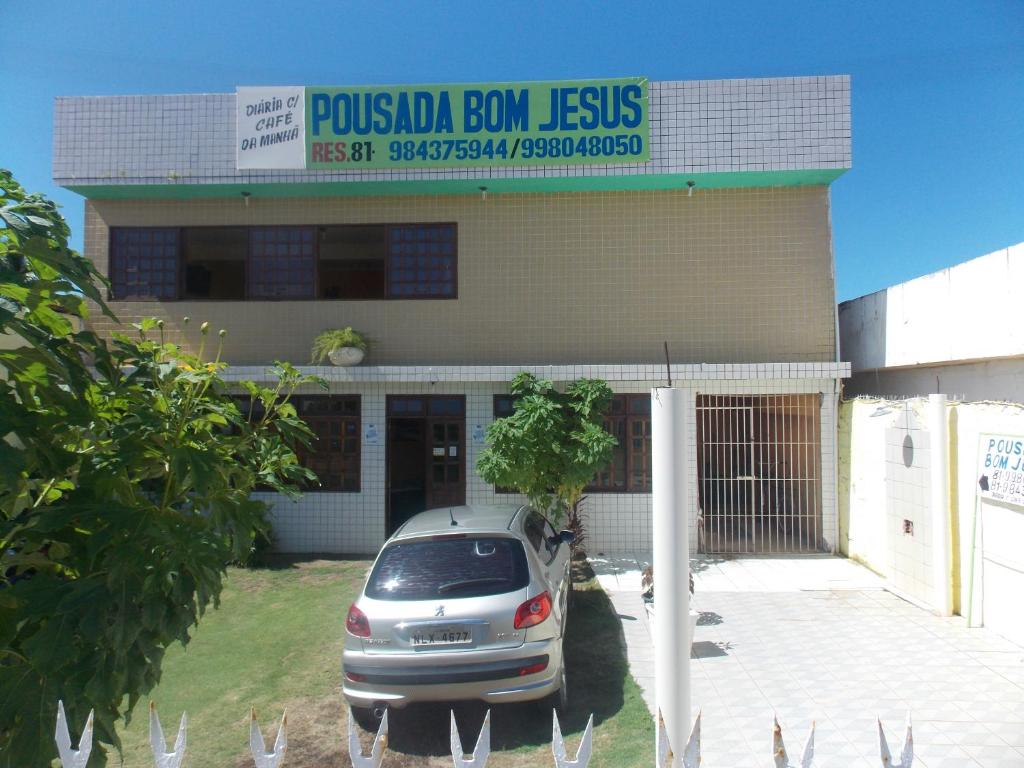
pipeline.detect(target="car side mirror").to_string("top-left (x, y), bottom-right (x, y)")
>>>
top-left (558, 530), bottom-right (575, 545)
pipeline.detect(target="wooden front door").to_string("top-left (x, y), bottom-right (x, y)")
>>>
top-left (386, 395), bottom-right (465, 533)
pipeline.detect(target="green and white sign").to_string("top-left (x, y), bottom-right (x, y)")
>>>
top-left (236, 79), bottom-right (649, 170)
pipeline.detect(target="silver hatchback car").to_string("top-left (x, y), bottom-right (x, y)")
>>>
top-left (342, 504), bottom-right (573, 727)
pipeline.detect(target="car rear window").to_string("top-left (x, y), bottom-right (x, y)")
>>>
top-left (365, 537), bottom-right (530, 600)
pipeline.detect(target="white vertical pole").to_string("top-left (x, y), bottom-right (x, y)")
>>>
top-left (929, 393), bottom-right (952, 616)
top-left (652, 387), bottom-right (691, 762)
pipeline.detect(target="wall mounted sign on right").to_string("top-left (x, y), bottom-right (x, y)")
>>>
top-left (977, 434), bottom-right (1024, 508)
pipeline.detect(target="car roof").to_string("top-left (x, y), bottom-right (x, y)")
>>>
top-left (391, 504), bottom-right (526, 540)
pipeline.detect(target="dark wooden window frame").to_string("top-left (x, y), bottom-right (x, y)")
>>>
top-left (292, 394), bottom-right (362, 493)
top-left (492, 395), bottom-right (517, 495)
top-left (107, 223), bottom-right (458, 302)
top-left (108, 227), bottom-right (181, 300)
top-left (233, 394), bottom-right (361, 493)
top-left (586, 394), bottom-right (652, 494)
top-left (491, 393), bottom-right (653, 495)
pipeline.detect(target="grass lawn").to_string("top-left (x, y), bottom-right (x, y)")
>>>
top-left (113, 556), bottom-right (653, 767)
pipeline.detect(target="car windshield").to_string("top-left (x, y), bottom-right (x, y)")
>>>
top-left (365, 537), bottom-right (530, 600)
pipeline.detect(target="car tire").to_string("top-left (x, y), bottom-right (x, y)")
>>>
top-left (538, 659), bottom-right (568, 714)
top-left (350, 704), bottom-right (384, 731)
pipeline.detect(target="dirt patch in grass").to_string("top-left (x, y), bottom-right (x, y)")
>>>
top-left (233, 694), bottom-right (346, 768)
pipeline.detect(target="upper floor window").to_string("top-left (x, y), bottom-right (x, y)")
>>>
top-left (110, 228), bottom-right (179, 299)
top-left (108, 223), bottom-right (457, 301)
top-left (183, 227), bottom-right (247, 300)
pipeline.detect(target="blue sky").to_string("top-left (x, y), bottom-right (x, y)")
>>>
top-left (3, 1), bottom-right (1021, 301)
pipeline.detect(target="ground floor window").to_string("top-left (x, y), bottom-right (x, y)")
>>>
top-left (293, 395), bottom-right (361, 492)
top-left (588, 394), bottom-right (652, 493)
top-left (492, 393), bottom-right (652, 494)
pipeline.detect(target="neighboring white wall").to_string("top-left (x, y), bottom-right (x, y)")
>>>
top-left (844, 357), bottom-right (1024, 403)
top-left (950, 401), bottom-right (1024, 644)
top-left (839, 242), bottom-right (1024, 371)
top-left (840, 398), bottom-right (935, 605)
top-left (840, 396), bottom-right (1024, 646)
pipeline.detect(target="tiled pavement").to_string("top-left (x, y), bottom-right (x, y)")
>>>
top-left (592, 554), bottom-right (1024, 768)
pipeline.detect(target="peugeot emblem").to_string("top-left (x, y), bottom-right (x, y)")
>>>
top-left (435, 605), bottom-right (445, 617)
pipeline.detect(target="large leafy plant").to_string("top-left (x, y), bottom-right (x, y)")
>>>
top-left (0, 169), bottom-right (323, 766)
top-left (476, 372), bottom-right (616, 527)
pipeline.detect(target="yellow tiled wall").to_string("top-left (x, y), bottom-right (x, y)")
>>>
top-left (83, 186), bottom-right (836, 365)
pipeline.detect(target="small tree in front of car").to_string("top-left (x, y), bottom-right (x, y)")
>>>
top-left (477, 372), bottom-right (616, 532)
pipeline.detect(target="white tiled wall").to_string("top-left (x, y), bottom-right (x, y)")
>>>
top-left (252, 370), bottom-right (842, 556)
top-left (884, 403), bottom-right (934, 603)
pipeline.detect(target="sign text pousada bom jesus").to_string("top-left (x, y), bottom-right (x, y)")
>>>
top-left (236, 79), bottom-right (649, 171)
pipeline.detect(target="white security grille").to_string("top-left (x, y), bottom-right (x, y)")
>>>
top-left (696, 394), bottom-right (823, 554)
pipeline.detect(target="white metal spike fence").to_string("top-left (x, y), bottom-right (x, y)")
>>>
top-left (53, 701), bottom-right (913, 767)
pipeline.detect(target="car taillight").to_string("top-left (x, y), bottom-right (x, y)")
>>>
top-left (346, 603), bottom-right (371, 637)
top-left (514, 591), bottom-right (552, 629)
top-left (518, 660), bottom-right (548, 676)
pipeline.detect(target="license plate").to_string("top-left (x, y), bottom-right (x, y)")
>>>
top-left (411, 626), bottom-right (472, 646)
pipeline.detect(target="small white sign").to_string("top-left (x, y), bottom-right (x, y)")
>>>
top-left (472, 424), bottom-right (486, 445)
top-left (977, 433), bottom-right (1024, 508)
top-left (236, 86), bottom-right (305, 169)
top-left (364, 423), bottom-right (379, 445)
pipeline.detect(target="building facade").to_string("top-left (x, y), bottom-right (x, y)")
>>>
top-left (54, 76), bottom-right (851, 555)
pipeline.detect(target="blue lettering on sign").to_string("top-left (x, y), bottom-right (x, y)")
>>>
top-left (312, 84), bottom-right (644, 137)
top-left (462, 89), bottom-right (528, 133)
top-left (537, 84), bottom-right (642, 131)
top-left (312, 90), bottom-right (457, 136)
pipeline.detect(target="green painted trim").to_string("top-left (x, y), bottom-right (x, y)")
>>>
top-left (67, 168), bottom-right (846, 200)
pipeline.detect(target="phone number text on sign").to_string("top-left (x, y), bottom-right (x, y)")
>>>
top-left (978, 434), bottom-right (1024, 508)
top-left (305, 78), bottom-right (649, 169)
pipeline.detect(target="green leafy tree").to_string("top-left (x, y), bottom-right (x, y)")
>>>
top-left (0, 169), bottom-right (323, 766)
top-left (476, 372), bottom-right (616, 528)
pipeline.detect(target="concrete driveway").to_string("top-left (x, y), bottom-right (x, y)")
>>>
top-left (593, 555), bottom-right (1024, 768)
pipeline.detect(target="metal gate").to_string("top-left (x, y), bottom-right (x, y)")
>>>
top-left (696, 394), bottom-right (823, 554)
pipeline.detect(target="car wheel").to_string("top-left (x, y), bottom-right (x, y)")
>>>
top-left (538, 660), bottom-right (568, 714)
top-left (350, 704), bottom-right (384, 731)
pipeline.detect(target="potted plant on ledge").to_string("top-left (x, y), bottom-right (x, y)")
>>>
top-left (312, 327), bottom-right (370, 366)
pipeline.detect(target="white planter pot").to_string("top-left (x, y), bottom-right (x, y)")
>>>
top-left (327, 347), bottom-right (365, 366)
top-left (644, 603), bottom-right (700, 648)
